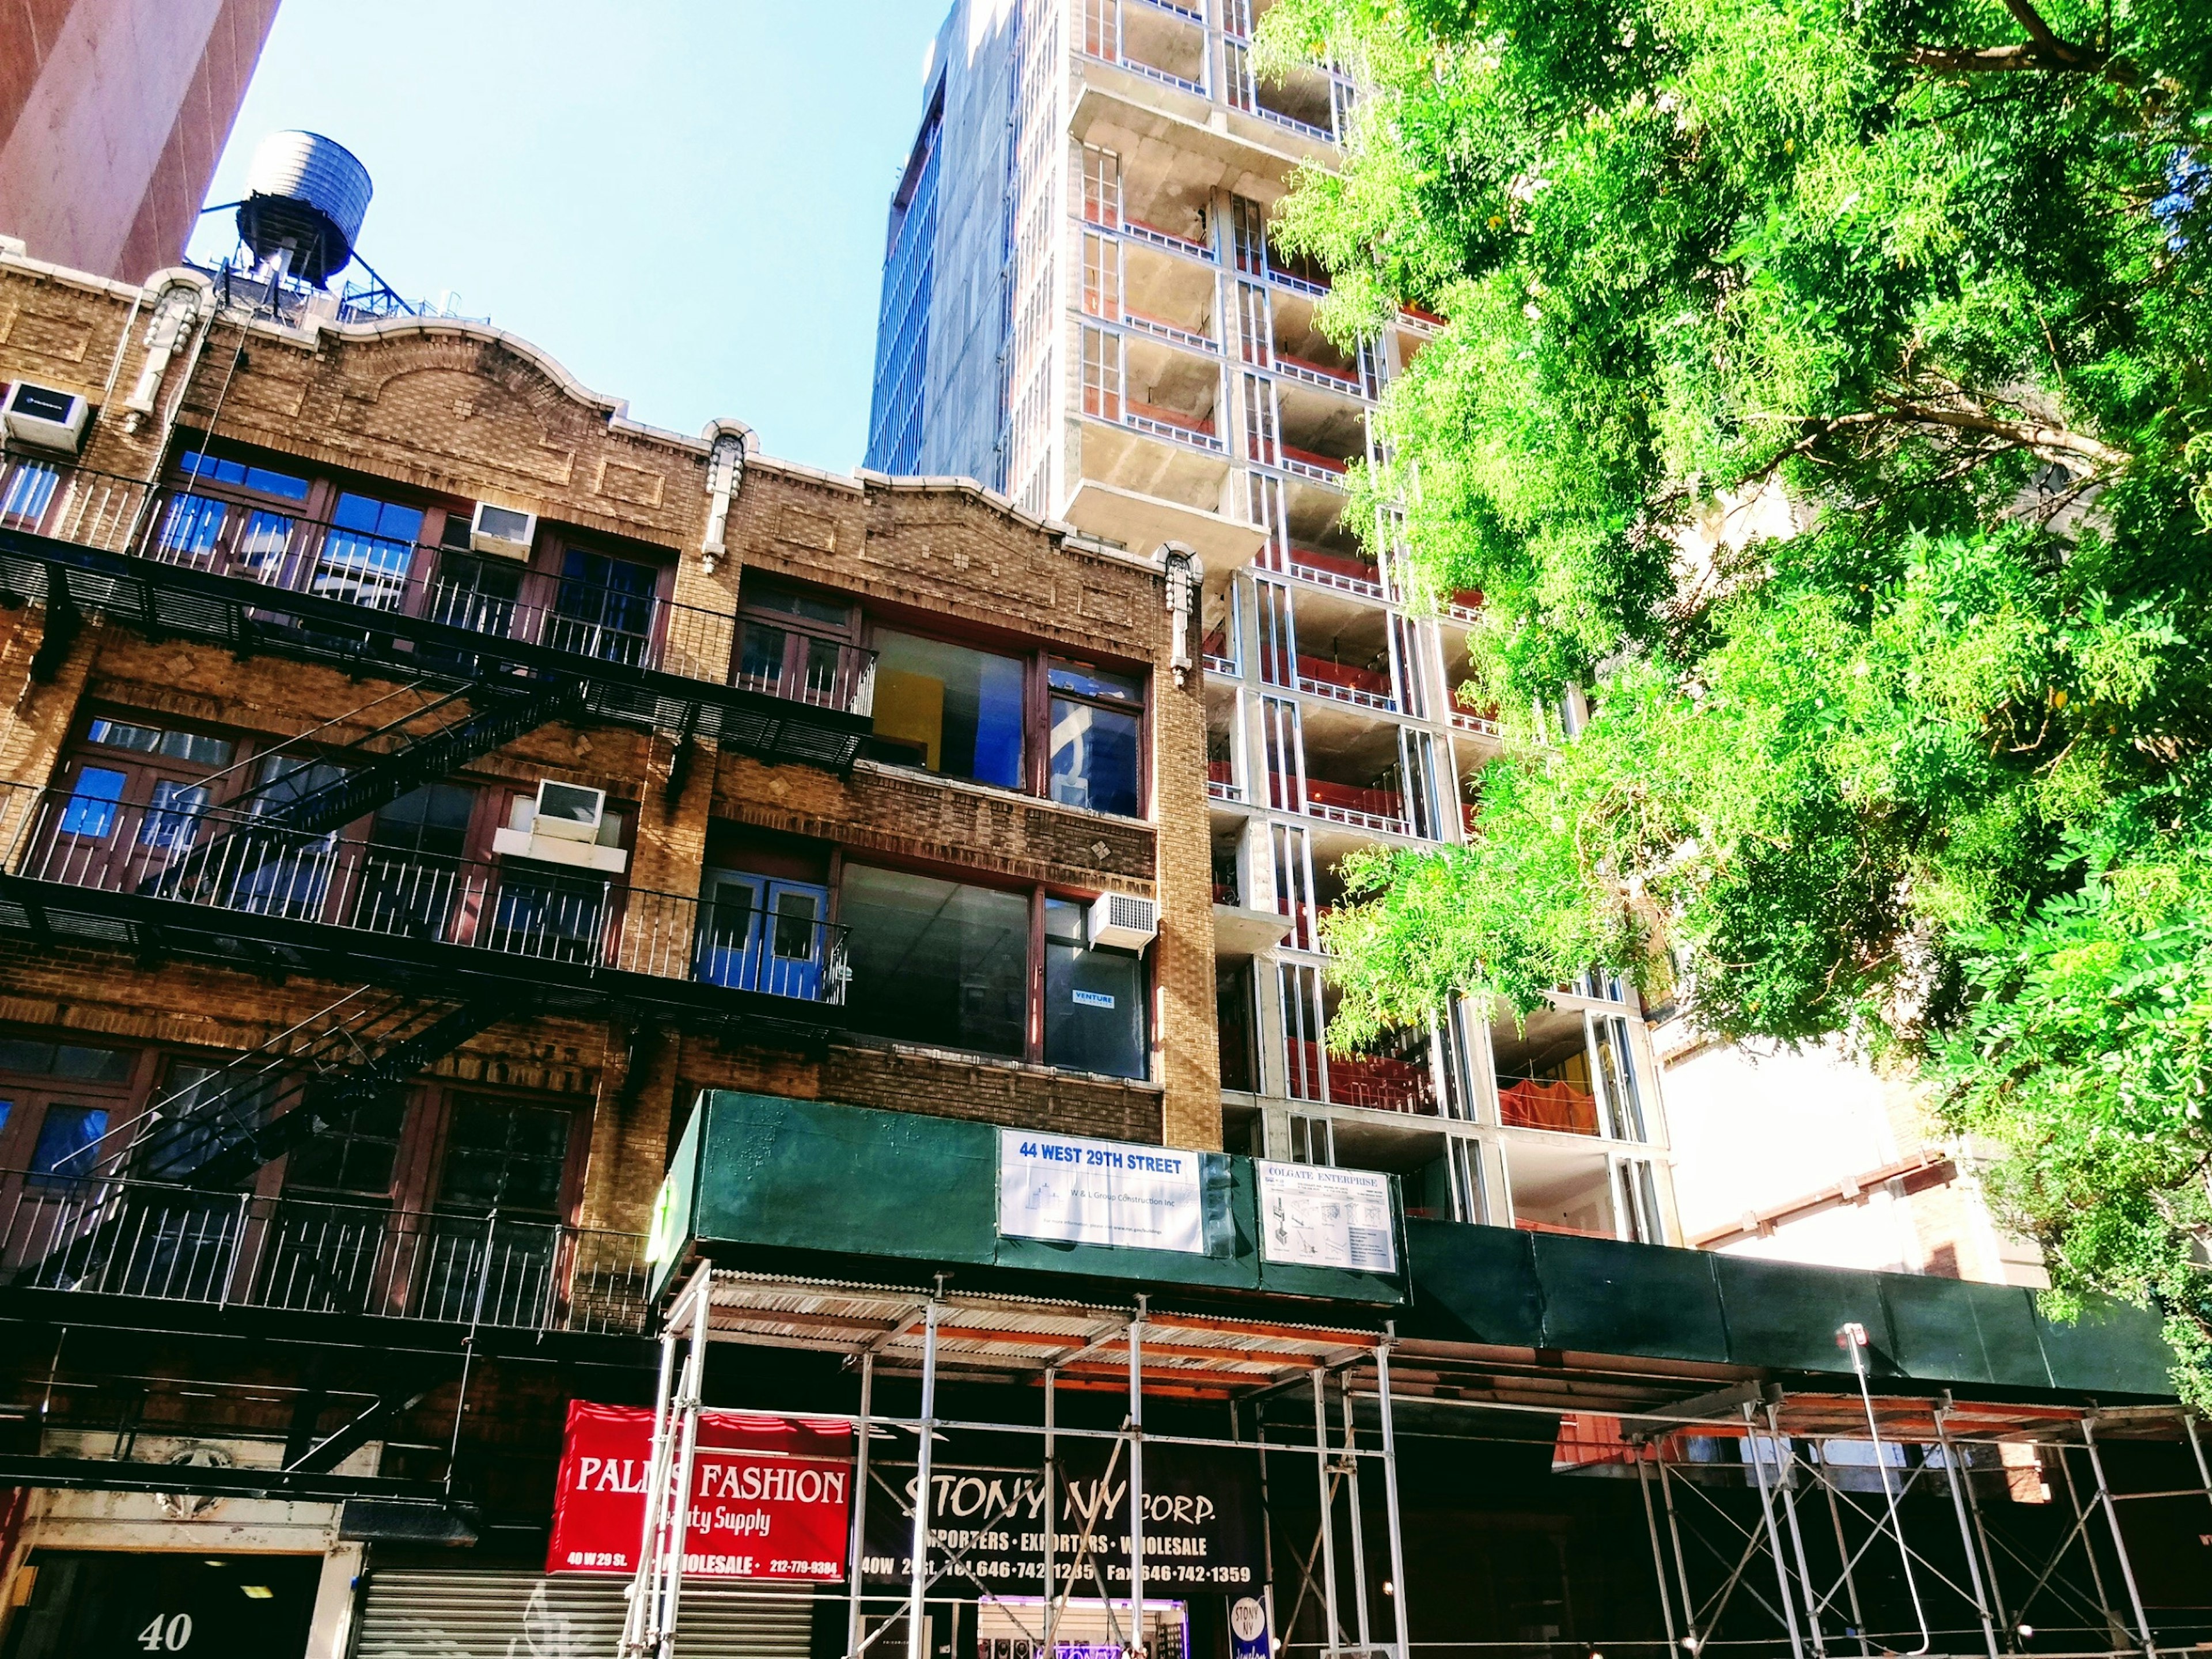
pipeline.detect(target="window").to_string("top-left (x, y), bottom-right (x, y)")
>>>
top-left (551, 548), bottom-right (658, 665)
top-left (839, 866), bottom-right (1029, 1056)
top-left (1449, 1138), bottom-right (1491, 1225)
top-left (438, 1097), bottom-right (574, 1216)
top-left (56, 767), bottom-right (126, 838)
top-left (1081, 327), bottom-right (1124, 422)
top-left (28, 1103), bottom-right (107, 1187)
top-left (0, 460), bottom-right (60, 529)
top-left (139, 779), bottom-right (210, 849)
top-left (870, 632), bottom-right (1025, 790)
top-left (1082, 233), bottom-right (1121, 320)
top-left (736, 584), bottom-right (863, 711)
top-left (86, 719), bottom-right (234, 768)
top-left (428, 532), bottom-right (524, 639)
top-left (313, 494), bottom-right (423, 611)
top-left (286, 1095), bottom-right (406, 1199)
top-left (1048, 659), bottom-right (1143, 816)
top-left (177, 450), bottom-right (311, 502)
top-left (1288, 1112), bottom-right (1334, 1166)
top-left (353, 785), bottom-right (475, 940)
top-left (1044, 899), bottom-right (1148, 1080)
top-left (0, 1040), bottom-right (134, 1082)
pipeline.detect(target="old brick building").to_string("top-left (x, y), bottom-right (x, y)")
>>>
top-left (0, 243), bottom-right (1213, 1654)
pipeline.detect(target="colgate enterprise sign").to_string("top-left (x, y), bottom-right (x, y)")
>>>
top-left (547, 1401), bottom-right (852, 1580)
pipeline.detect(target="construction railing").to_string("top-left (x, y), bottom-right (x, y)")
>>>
top-left (0, 1169), bottom-right (650, 1335)
top-left (0, 786), bottom-right (850, 1005)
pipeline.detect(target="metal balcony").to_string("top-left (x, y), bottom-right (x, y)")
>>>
top-left (0, 786), bottom-right (851, 1028)
top-left (0, 1169), bottom-right (649, 1336)
top-left (0, 457), bottom-right (871, 770)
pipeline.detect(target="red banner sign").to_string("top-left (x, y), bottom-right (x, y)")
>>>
top-left (546, 1401), bottom-right (852, 1580)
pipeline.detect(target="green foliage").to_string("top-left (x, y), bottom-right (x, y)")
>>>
top-left (1260, 0), bottom-right (2212, 1382)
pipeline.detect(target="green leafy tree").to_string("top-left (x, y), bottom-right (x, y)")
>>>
top-left (1253, 0), bottom-right (2212, 1391)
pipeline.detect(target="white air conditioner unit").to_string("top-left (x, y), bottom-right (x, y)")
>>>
top-left (2, 381), bottom-right (90, 453)
top-left (1088, 891), bottom-right (1159, 951)
top-left (529, 779), bottom-right (605, 841)
top-left (491, 779), bottom-right (627, 874)
top-left (469, 501), bottom-right (537, 560)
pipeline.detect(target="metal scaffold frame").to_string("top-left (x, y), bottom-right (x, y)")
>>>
top-left (1618, 1328), bottom-right (2211, 1659)
top-left (618, 1282), bottom-right (2212, 1659)
top-left (618, 1268), bottom-right (1417, 1659)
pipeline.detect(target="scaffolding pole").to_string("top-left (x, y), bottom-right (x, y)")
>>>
top-left (1312, 1369), bottom-right (1342, 1659)
top-left (1129, 1302), bottom-right (1147, 1659)
top-left (2078, 1418), bottom-right (2156, 1659)
top-left (846, 1353), bottom-right (875, 1659)
top-left (1821, 1469), bottom-right (1871, 1656)
top-left (907, 1301), bottom-right (941, 1659)
top-left (1656, 1456), bottom-right (1700, 1653)
top-left (1933, 1404), bottom-right (2002, 1659)
top-left (1633, 1450), bottom-right (1679, 1654)
top-left (1044, 1368), bottom-right (1059, 1656)
top-left (620, 1310), bottom-right (683, 1658)
top-left (1375, 1341), bottom-right (1410, 1659)
top-left (1765, 1403), bottom-right (1829, 1659)
top-left (1340, 1374), bottom-right (1372, 1657)
top-left (1743, 1400), bottom-right (1809, 1659)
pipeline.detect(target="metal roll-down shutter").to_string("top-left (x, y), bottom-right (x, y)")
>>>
top-left (353, 1568), bottom-right (818, 1658)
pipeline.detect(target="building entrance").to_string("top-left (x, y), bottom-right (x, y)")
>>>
top-left (1, 1550), bottom-right (320, 1659)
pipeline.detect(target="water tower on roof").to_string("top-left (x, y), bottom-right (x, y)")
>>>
top-left (234, 130), bottom-right (372, 287)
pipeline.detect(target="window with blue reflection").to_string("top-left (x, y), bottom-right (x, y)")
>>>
top-left (29, 1103), bottom-right (107, 1187)
top-left (139, 780), bottom-right (210, 849)
top-left (1048, 658), bottom-right (1143, 817)
top-left (58, 767), bottom-right (126, 838)
top-left (176, 451), bottom-right (310, 501)
top-left (871, 632), bottom-right (1025, 790)
top-left (314, 493), bottom-right (423, 610)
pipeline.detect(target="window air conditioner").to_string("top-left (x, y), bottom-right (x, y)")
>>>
top-left (469, 501), bottom-right (537, 560)
top-left (528, 779), bottom-right (605, 841)
top-left (2, 381), bottom-right (90, 453)
top-left (491, 779), bottom-right (628, 874)
top-left (1088, 891), bottom-right (1158, 951)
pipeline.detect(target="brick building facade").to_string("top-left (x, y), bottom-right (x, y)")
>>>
top-left (0, 245), bottom-right (1214, 1654)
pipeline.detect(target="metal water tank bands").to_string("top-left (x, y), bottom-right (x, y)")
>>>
top-left (236, 130), bottom-right (373, 286)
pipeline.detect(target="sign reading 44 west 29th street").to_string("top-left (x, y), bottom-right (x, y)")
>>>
top-left (997, 1128), bottom-right (1206, 1253)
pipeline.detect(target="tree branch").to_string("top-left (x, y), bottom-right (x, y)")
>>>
top-left (1903, 1), bottom-right (2134, 88)
top-left (1870, 396), bottom-right (2131, 469)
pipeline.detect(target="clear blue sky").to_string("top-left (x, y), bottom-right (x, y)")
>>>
top-left (185, 1), bottom-right (946, 474)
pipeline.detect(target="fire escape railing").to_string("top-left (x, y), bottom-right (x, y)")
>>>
top-left (0, 456), bottom-right (875, 770)
top-left (0, 784), bottom-right (852, 1023)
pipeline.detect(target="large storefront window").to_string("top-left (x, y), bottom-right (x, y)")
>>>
top-left (870, 632), bottom-right (1026, 790)
top-left (839, 866), bottom-right (1029, 1056)
top-left (1043, 899), bottom-right (1148, 1079)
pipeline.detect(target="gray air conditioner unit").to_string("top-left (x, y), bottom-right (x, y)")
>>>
top-left (469, 501), bottom-right (537, 560)
top-left (2, 381), bottom-right (90, 453)
top-left (1088, 891), bottom-right (1159, 951)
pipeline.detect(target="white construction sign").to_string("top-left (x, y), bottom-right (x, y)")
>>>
top-left (997, 1130), bottom-right (1207, 1254)
top-left (1256, 1160), bottom-right (1397, 1272)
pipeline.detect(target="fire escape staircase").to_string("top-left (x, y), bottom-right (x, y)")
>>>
top-left (142, 675), bottom-right (590, 903)
top-left (131, 987), bottom-right (517, 1190)
top-left (7, 986), bottom-right (516, 1308)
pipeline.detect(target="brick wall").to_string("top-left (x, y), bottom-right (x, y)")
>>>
top-left (0, 255), bottom-right (1224, 1254)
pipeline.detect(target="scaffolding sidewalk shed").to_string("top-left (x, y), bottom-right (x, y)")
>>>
top-left (620, 1267), bottom-right (1418, 1659)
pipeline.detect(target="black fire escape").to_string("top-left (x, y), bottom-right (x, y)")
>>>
top-left (0, 472), bottom-right (872, 1201)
